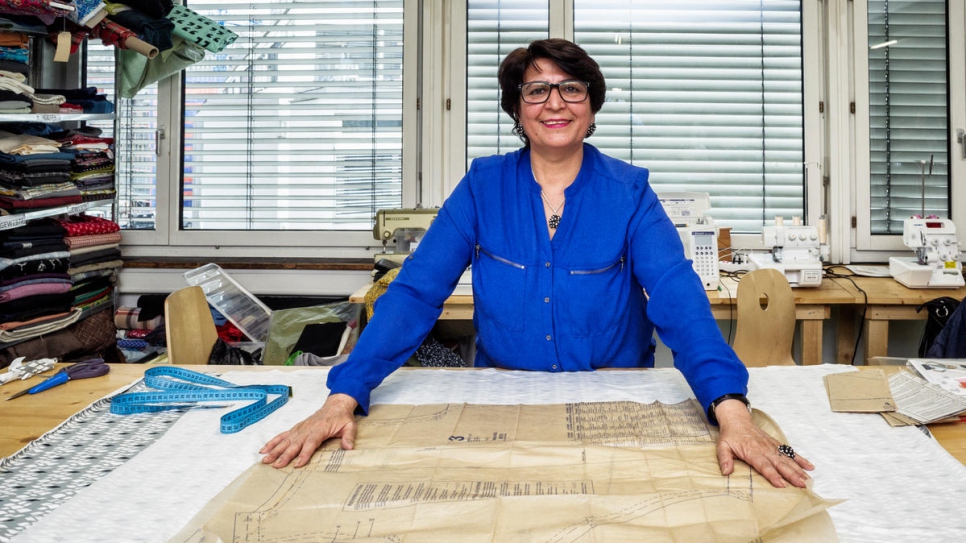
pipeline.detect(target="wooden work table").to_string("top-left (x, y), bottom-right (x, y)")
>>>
top-left (831, 276), bottom-right (966, 362)
top-left (3, 363), bottom-right (965, 466)
top-left (350, 277), bottom-right (856, 366)
top-left (0, 363), bottom-right (305, 459)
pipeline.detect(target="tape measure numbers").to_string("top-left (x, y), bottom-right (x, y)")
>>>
top-left (110, 366), bottom-right (291, 433)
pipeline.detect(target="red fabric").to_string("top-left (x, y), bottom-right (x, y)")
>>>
top-left (216, 321), bottom-right (246, 343)
top-left (56, 214), bottom-right (121, 236)
top-left (0, 195), bottom-right (83, 210)
top-left (91, 19), bottom-right (137, 50)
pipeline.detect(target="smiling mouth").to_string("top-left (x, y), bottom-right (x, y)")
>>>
top-left (542, 120), bottom-right (570, 128)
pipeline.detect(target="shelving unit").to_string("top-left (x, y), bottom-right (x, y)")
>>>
top-left (0, 199), bottom-right (113, 231)
top-left (0, 113), bottom-right (114, 123)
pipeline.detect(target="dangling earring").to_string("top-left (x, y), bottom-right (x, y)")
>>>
top-left (513, 121), bottom-right (528, 143)
top-left (585, 122), bottom-right (596, 138)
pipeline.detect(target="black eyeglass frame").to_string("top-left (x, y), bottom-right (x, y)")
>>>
top-left (517, 79), bottom-right (591, 104)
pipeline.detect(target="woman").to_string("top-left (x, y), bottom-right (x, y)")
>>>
top-left (261, 38), bottom-right (813, 489)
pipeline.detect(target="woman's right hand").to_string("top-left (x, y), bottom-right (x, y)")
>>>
top-left (259, 393), bottom-right (359, 469)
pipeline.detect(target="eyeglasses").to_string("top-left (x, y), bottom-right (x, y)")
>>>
top-left (518, 80), bottom-right (590, 104)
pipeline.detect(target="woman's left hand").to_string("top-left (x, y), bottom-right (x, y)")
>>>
top-left (712, 399), bottom-right (814, 488)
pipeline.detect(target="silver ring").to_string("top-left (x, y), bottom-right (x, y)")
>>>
top-left (778, 444), bottom-right (796, 459)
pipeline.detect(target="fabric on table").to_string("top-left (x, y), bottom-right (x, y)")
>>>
top-left (0, 378), bottom-right (188, 542)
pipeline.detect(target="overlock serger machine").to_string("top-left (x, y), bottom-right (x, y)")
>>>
top-left (889, 217), bottom-right (965, 288)
top-left (658, 192), bottom-right (719, 290)
top-left (372, 208), bottom-right (438, 264)
top-left (748, 216), bottom-right (826, 287)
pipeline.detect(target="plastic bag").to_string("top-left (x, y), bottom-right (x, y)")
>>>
top-left (261, 302), bottom-right (359, 365)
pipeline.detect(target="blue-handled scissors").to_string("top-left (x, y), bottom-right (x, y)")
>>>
top-left (6, 358), bottom-right (110, 400)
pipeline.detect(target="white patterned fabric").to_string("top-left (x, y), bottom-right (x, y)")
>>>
top-left (9, 366), bottom-right (966, 543)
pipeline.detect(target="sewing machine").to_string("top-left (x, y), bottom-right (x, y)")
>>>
top-left (372, 208), bottom-right (438, 264)
top-left (889, 217), bottom-right (965, 288)
top-left (747, 217), bottom-right (825, 287)
top-left (658, 192), bottom-right (719, 290)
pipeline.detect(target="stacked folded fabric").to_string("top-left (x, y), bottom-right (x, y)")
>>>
top-left (33, 86), bottom-right (113, 114)
top-left (0, 214), bottom-right (122, 367)
top-left (0, 21), bottom-right (33, 114)
top-left (0, 121), bottom-right (115, 210)
top-left (0, 218), bottom-right (77, 346)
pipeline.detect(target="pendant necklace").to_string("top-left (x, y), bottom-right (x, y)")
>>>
top-left (532, 163), bottom-right (565, 229)
top-left (540, 190), bottom-right (564, 229)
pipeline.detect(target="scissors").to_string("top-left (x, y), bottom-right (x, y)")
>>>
top-left (6, 358), bottom-right (110, 400)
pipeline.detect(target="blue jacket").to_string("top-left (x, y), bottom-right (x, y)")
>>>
top-left (329, 145), bottom-right (748, 414)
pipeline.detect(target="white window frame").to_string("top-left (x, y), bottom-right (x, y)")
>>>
top-left (850, 0), bottom-right (966, 262)
top-left (121, 0), bottom-right (421, 259)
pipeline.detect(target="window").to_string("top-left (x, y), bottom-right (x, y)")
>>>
top-left (853, 0), bottom-right (965, 255)
top-left (466, 1), bottom-right (548, 164)
top-left (87, 42), bottom-right (159, 231)
top-left (464, 1), bottom-right (805, 234)
top-left (868, 0), bottom-right (949, 234)
top-left (180, 0), bottom-right (405, 231)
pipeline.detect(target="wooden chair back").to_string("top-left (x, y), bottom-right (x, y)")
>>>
top-left (164, 286), bottom-right (218, 365)
top-left (732, 268), bottom-right (796, 367)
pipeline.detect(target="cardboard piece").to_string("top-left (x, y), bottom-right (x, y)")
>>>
top-left (824, 369), bottom-right (896, 413)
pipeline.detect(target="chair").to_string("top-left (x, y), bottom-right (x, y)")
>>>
top-left (164, 286), bottom-right (218, 365)
top-left (731, 268), bottom-right (796, 367)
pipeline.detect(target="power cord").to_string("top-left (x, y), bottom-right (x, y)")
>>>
top-left (823, 265), bottom-right (869, 365)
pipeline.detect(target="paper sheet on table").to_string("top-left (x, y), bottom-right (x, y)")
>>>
top-left (172, 401), bottom-right (840, 543)
top-left (889, 371), bottom-right (966, 424)
top-left (824, 369), bottom-right (896, 412)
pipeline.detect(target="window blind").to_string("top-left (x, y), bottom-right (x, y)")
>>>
top-left (466, 1), bottom-right (805, 234)
top-left (86, 41), bottom-right (160, 230)
top-left (182, 0), bottom-right (404, 231)
top-left (466, 1), bottom-right (548, 165)
top-left (868, 0), bottom-right (949, 235)
top-left (574, 1), bottom-right (804, 233)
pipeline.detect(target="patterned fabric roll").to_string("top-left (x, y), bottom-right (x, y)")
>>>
top-left (114, 306), bottom-right (162, 330)
top-left (166, 4), bottom-right (237, 53)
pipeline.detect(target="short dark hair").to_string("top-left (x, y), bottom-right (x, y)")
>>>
top-left (498, 38), bottom-right (606, 124)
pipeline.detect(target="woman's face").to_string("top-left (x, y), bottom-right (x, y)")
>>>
top-left (518, 58), bottom-right (593, 154)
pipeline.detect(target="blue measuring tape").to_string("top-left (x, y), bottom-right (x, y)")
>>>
top-left (110, 366), bottom-right (291, 434)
